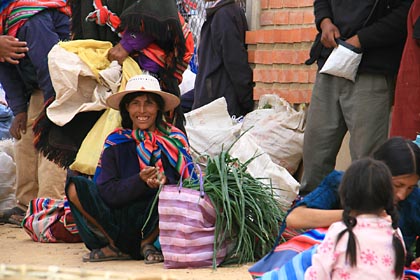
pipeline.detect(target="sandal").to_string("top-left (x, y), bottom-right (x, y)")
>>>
top-left (82, 245), bottom-right (131, 262)
top-left (141, 243), bottom-right (164, 264)
top-left (0, 207), bottom-right (26, 226)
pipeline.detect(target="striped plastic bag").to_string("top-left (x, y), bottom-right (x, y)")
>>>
top-left (158, 163), bottom-right (227, 268)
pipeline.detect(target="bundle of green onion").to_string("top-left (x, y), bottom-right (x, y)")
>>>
top-left (182, 151), bottom-right (286, 268)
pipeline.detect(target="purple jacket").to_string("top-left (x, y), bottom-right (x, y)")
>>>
top-left (120, 31), bottom-right (160, 73)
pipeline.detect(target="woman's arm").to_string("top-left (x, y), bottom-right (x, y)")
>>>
top-left (286, 171), bottom-right (344, 229)
top-left (107, 31), bottom-right (155, 64)
top-left (96, 144), bottom-right (151, 207)
top-left (286, 205), bottom-right (343, 229)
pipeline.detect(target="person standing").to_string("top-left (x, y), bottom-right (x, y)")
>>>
top-left (191, 0), bottom-right (254, 118)
top-left (390, 0), bottom-right (420, 140)
top-left (0, 1), bottom-right (70, 224)
top-left (301, 0), bottom-right (412, 194)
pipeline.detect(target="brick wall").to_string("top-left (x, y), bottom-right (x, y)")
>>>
top-left (246, 0), bottom-right (317, 104)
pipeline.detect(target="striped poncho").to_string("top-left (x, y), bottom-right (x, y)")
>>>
top-left (0, 0), bottom-right (70, 36)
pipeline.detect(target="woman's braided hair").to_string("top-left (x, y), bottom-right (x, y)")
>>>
top-left (337, 158), bottom-right (405, 278)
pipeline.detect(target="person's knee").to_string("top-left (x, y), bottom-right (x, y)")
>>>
top-left (66, 182), bottom-right (78, 203)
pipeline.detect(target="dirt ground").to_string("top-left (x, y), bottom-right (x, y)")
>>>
top-left (0, 224), bottom-right (254, 280)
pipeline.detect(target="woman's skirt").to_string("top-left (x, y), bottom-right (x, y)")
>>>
top-left (65, 176), bottom-right (158, 259)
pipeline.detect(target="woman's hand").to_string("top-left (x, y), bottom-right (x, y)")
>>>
top-left (107, 43), bottom-right (129, 65)
top-left (320, 18), bottom-right (341, 48)
top-left (140, 166), bottom-right (166, 189)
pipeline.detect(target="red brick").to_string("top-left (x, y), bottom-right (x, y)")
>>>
top-left (245, 31), bottom-right (257, 44)
top-left (290, 29), bottom-right (302, 43)
top-left (253, 87), bottom-right (312, 103)
top-left (261, 0), bottom-right (269, 9)
top-left (253, 67), bottom-right (316, 84)
top-left (289, 11), bottom-right (304, 25)
top-left (298, 69), bottom-right (310, 83)
top-left (303, 10), bottom-right (315, 24)
top-left (301, 27), bottom-right (318, 41)
top-left (268, 0), bottom-right (283, 8)
top-left (248, 50), bottom-right (256, 63)
top-left (274, 11), bottom-right (290, 25)
top-left (260, 11), bottom-right (274, 26)
top-left (283, 0), bottom-right (314, 8)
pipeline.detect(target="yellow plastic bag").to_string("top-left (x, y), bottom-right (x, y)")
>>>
top-left (70, 57), bottom-right (141, 175)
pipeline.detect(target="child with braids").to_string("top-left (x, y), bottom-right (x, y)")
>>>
top-left (305, 158), bottom-right (406, 280)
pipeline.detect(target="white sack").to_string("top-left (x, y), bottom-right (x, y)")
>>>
top-left (0, 139), bottom-right (16, 210)
top-left (242, 95), bottom-right (305, 175)
top-left (229, 133), bottom-right (299, 209)
top-left (185, 98), bottom-right (240, 157)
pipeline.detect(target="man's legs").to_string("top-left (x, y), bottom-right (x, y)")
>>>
top-left (301, 73), bottom-right (394, 194)
top-left (14, 90), bottom-right (43, 209)
top-left (14, 90), bottom-right (66, 208)
top-left (300, 74), bottom-right (348, 194)
top-left (342, 73), bottom-right (394, 162)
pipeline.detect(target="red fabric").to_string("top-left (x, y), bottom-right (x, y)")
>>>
top-left (0, 0), bottom-right (70, 36)
top-left (390, 0), bottom-right (420, 140)
top-left (86, 0), bottom-right (193, 84)
top-left (86, 0), bottom-right (121, 33)
top-left (142, 12), bottom-right (194, 84)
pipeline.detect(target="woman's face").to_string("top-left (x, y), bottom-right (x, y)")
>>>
top-left (126, 95), bottom-right (159, 131)
top-left (392, 173), bottom-right (419, 203)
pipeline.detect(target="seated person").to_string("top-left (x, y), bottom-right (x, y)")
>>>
top-left (65, 75), bottom-right (196, 263)
top-left (286, 137), bottom-right (420, 264)
top-left (250, 137), bottom-right (420, 279)
top-left (305, 158), bottom-right (405, 279)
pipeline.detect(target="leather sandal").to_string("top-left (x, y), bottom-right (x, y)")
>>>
top-left (82, 245), bottom-right (131, 262)
top-left (141, 243), bottom-right (164, 264)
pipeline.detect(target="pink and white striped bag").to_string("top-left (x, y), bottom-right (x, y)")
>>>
top-left (158, 163), bottom-right (227, 269)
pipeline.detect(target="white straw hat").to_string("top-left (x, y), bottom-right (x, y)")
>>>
top-left (106, 74), bottom-right (180, 111)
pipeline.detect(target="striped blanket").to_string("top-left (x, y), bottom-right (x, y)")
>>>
top-left (22, 197), bottom-right (81, 243)
top-left (249, 228), bottom-right (327, 279)
top-left (249, 228), bottom-right (420, 280)
top-left (0, 0), bottom-right (70, 36)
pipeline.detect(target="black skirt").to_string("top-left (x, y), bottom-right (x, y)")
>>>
top-left (66, 176), bottom-right (159, 259)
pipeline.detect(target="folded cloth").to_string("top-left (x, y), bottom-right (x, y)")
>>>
top-left (46, 40), bottom-right (122, 126)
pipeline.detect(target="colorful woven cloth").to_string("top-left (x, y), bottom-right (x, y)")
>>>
top-left (94, 124), bottom-right (195, 181)
top-left (86, 0), bottom-right (193, 84)
top-left (0, 0), bottom-right (70, 35)
top-left (250, 227), bottom-right (420, 280)
top-left (22, 197), bottom-right (81, 243)
top-left (249, 228), bottom-right (327, 279)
